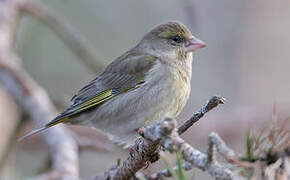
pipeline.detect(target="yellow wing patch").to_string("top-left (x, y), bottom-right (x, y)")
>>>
top-left (75, 89), bottom-right (114, 112)
top-left (46, 80), bottom-right (145, 127)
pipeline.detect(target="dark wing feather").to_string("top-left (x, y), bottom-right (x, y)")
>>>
top-left (71, 51), bottom-right (157, 105)
top-left (70, 73), bottom-right (137, 105)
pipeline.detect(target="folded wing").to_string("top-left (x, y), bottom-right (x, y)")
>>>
top-left (19, 52), bottom-right (157, 141)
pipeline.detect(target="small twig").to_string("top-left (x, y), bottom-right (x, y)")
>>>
top-left (145, 161), bottom-right (193, 180)
top-left (143, 118), bottom-right (243, 180)
top-left (207, 136), bottom-right (216, 163)
top-left (178, 96), bottom-right (225, 135)
top-left (208, 133), bottom-right (236, 161)
top-left (209, 133), bottom-right (256, 169)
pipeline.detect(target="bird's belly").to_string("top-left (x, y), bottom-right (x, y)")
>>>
top-left (81, 80), bottom-right (189, 147)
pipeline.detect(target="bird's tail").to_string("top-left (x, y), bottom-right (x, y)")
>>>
top-left (18, 116), bottom-right (69, 142)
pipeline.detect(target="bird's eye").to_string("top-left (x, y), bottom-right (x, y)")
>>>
top-left (170, 35), bottom-right (183, 43)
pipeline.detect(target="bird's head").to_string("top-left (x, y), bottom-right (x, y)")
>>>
top-left (138, 21), bottom-right (206, 60)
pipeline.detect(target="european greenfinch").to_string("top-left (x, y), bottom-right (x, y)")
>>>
top-left (20, 21), bottom-right (206, 147)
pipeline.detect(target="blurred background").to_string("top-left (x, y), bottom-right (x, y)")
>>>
top-left (1, 0), bottom-right (290, 179)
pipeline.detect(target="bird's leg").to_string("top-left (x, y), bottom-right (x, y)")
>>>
top-left (134, 127), bottom-right (161, 169)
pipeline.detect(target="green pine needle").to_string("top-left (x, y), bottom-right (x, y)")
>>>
top-left (175, 150), bottom-right (186, 180)
top-left (246, 129), bottom-right (254, 161)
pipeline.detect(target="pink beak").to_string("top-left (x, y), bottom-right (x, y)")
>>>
top-left (185, 36), bottom-right (206, 53)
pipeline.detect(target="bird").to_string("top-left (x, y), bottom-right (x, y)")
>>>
top-left (19, 21), bottom-right (206, 148)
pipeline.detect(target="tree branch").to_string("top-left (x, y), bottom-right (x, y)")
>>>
top-left (0, 0), bottom-right (79, 179)
top-left (0, 87), bottom-right (21, 172)
top-left (178, 96), bottom-right (225, 135)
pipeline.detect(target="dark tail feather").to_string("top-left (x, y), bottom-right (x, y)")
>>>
top-left (18, 116), bottom-right (69, 142)
top-left (18, 126), bottom-right (49, 142)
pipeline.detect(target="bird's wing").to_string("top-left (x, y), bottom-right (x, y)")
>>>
top-left (70, 51), bottom-right (157, 104)
top-left (53, 51), bottom-right (157, 122)
top-left (51, 77), bottom-right (145, 124)
top-left (19, 52), bottom-right (157, 141)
